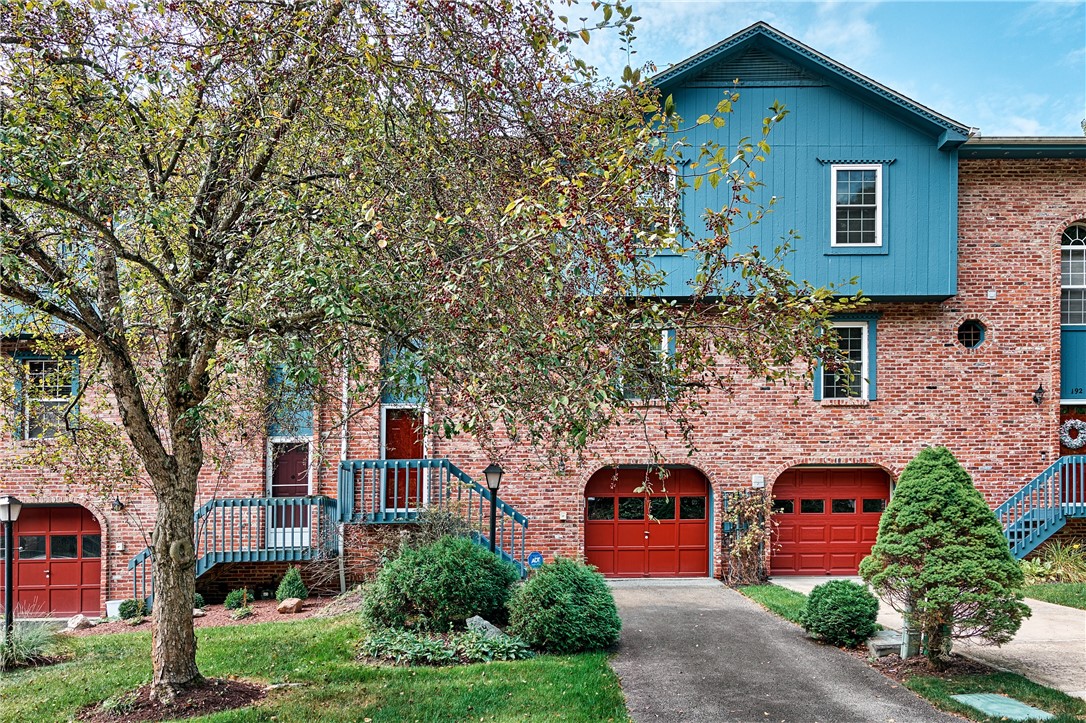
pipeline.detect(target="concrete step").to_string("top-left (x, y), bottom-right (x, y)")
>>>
top-left (868, 629), bottom-right (903, 658)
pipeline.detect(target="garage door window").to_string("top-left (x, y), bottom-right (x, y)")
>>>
top-left (82, 534), bottom-right (101, 558)
top-left (801, 499), bottom-right (824, 513)
top-left (832, 499), bottom-right (856, 513)
top-left (618, 498), bottom-right (644, 519)
top-left (772, 499), bottom-right (794, 514)
top-left (649, 497), bottom-right (675, 519)
top-left (19, 535), bottom-right (46, 559)
top-left (863, 498), bottom-right (886, 513)
top-left (680, 497), bottom-right (706, 519)
top-left (586, 497), bottom-right (613, 520)
top-left (51, 536), bottom-right (79, 558)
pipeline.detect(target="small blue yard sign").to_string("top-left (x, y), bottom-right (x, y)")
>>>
top-left (527, 551), bottom-right (544, 569)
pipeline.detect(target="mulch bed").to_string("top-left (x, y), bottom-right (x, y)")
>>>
top-left (858, 651), bottom-right (996, 682)
top-left (66, 598), bottom-right (334, 637)
top-left (79, 678), bottom-right (264, 722)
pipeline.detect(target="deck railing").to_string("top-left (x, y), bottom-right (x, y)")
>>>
top-left (338, 458), bottom-right (529, 573)
top-left (128, 495), bottom-right (339, 602)
top-left (995, 455), bottom-right (1086, 559)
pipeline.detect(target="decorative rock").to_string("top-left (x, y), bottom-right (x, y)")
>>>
top-left (277, 597), bottom-right (303, 614)
top-left (466, 615), bottom-right (506, 639)
top-left (193, 608), bottom-right (206, 618)
top-left (66, 614), bottom-right (95, 630)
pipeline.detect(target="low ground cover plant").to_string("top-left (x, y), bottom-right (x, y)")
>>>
top-left (507, 557), bottom-right (621, 654)
top-left (1023, 541), bottom-right (1086, 584)
top-left (362, 536), bottom-right (519, 631)
top-left (359, 628), bottom-right (533, 666)
top-left (224, 588), bottom-right (255, 610)
top-left (802, 579), bottom-right (879, 647)
top-left (276, 566), bottom-right (310, 602)
top-left (0, 620), bottom-right (60, 670)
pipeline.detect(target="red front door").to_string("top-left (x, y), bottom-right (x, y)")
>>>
top-left (0, 505), bottom-right (102, 617)
top-left (271, 442), bottom-right (310, 532)
top-left (383, 408), bottom-right (424, 510)
top-left (585, 467), bottom-right (710, 578)
top-left (771, 468), bottom-right (890, 575)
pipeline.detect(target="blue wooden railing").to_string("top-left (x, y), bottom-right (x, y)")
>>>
top-left (338, 458), bottom-right (529, 574)
top-left (995, 455), bottom-right (1086, 559)
top-left (128, 496), bottom-right (339, 602)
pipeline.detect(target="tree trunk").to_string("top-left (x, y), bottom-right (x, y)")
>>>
top-left (149, 466), bottom-right (203, 703)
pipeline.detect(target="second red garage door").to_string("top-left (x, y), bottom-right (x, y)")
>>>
top-left (771, 467), bottom-right (891, 575)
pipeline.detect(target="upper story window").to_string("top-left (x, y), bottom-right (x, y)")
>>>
top-left (620, 329), bottom-right (676, 401)
top-left (831, 164), bottom-right (882, 247)
top-left (1061, 222), bottom-right (1086, 325)
top-left (815, 316), bottom-right (879, 402)
top-left (17, 357), bottom-right (77, 439)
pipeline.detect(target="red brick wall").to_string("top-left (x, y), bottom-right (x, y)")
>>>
top-left (2, 158), bottom-right (1085, 611)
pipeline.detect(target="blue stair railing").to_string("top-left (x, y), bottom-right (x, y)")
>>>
top-left (338, 458), bottom-right (529, 575)
top-left (995, 455), bottom-right (1086, 559)
top-left (127, 495), bottom-right (339, 602)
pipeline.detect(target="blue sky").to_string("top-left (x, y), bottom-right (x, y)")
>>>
top-left (567, 1), bottom-right (1086, 136)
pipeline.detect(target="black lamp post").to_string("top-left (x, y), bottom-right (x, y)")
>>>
top-left (1, 495), bottom-right (23, 650)
top-left (482, 464), bottom-right (503, 554)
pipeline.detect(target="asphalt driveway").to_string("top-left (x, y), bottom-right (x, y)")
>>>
top-left (609, 579), bottom-right (959, 722)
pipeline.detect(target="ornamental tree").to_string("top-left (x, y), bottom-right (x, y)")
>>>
top-left (2, 0), bottom-right (851, 705)
top-left (859, 446), bottom-right (1029, 664)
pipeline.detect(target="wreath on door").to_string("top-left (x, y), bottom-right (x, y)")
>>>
top-left (1059, 419), bottom-right (1086, 449)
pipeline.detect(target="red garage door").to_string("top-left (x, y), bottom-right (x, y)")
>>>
top-left (0, 505), bottom-right (102, 617)
top-left (771, 468), bottom-right (890, 575)
top-left (585, 467), bottom-right (709, 578)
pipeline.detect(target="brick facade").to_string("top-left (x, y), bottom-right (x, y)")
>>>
top-left (2, 158), bottom-right (1085, 615)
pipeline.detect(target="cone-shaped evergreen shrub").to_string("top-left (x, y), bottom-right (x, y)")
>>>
top-left (361, 536), bottom-right (519, 631)
top-left (507, 558), bottom-right (621, 653)
top-left (859, 446), bottom-right (1029, 662)
top-left (276, 565), bottom-right (309, 602)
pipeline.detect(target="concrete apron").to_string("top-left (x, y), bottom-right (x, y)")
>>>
top-left (771, 576), bottom-right (1086, 701)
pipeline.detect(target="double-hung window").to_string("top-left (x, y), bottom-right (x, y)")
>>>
top-left (18, 357), bottom-right (77, 439)
top-left (620, 329), bottom-right (676, 402)
top-left (816, 316), bottom-right (878, 401)
top-left (831, 164), bottom-right (882, 247)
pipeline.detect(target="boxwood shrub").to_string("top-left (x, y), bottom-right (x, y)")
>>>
top-left (224, 588), bottom-right (255, 611)
top-left (507, 557), bottom-right (621, 653)
top-left (361, 536), bottom-right (519, 631)
top-left (118, 599), bottom-right (146, 620)
top-left (802, 579), bottom-right (879, 648)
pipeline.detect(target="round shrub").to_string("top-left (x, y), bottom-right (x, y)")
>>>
top-left (361, 536), bottom-right (519, 631)
top-left (507, 557), bottom-right (621, 654)
top-left (276, 566), bottom-right (309, 602)
top-left (193, 592), bottom-right (206, 610)
top-left (118, 598), bottom-right (146, 620)
top-left (224, 588), bottom-right (254, 611)
top-left (802, 579), bottom-right (879, 648)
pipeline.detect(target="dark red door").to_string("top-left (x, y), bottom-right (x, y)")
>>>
top-left (384, 408), bottom-right (424, 510)
top-left (271, 442), bottom-right (309, 530)
top-left (771, 468), bottom-right (890, 575)
top-left (585, 467), bottom-right (709, 577)
top-left (0, 506), bottom-right (101, 617)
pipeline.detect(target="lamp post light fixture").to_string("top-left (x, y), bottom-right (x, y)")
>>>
top-left (482, 464), bottom-right (504, 554)
top-left (0, 495), bottom-right (24, 650)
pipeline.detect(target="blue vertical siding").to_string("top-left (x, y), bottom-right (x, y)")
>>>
top-left (1062, 328), bottom-right (1086, 400)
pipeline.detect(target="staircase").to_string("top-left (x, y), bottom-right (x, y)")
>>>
top-left (337, 458), bottom-right (530, 574)
top-left (128, 458), bottom-right (529, 601)
top-left (995, 454), bottom-right (1086, 559)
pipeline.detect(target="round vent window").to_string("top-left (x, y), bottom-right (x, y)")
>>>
top-left (957, 320), bottom-right (986, 348)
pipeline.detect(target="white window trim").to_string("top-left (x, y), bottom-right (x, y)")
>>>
top-left (830, 163), bottom-right (883, 248)
top-left (824, 321), bottom-right (870, 401)
top-left (22, 358), bottom-right (72, 440)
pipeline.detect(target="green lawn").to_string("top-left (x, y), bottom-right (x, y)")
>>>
top-left (0, 616), bottom-right (629, 722)
top-left (737, 583), bottom-right (808, 624)
top-left (1023, 582), bottom-right (1086, 610)
top-left (904, 671), bottom-right (1086, 723)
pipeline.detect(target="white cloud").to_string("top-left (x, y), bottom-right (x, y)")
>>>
top-left (800, 1), bottom-right (881, 68)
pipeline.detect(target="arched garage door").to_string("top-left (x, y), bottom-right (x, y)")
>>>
top-left (771, 467), bottom-right (891, 575)
top-left (585, 467), bottom-right (710, 577)
top-left (0, 505), bottom-right (102, 616)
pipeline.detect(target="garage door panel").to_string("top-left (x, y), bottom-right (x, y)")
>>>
top-left (585, 467), bottom-right (710, 578)
top-left (772, 469), bottom-right (890, 575)
top-left (19, 562), bottom-right (49, 586)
